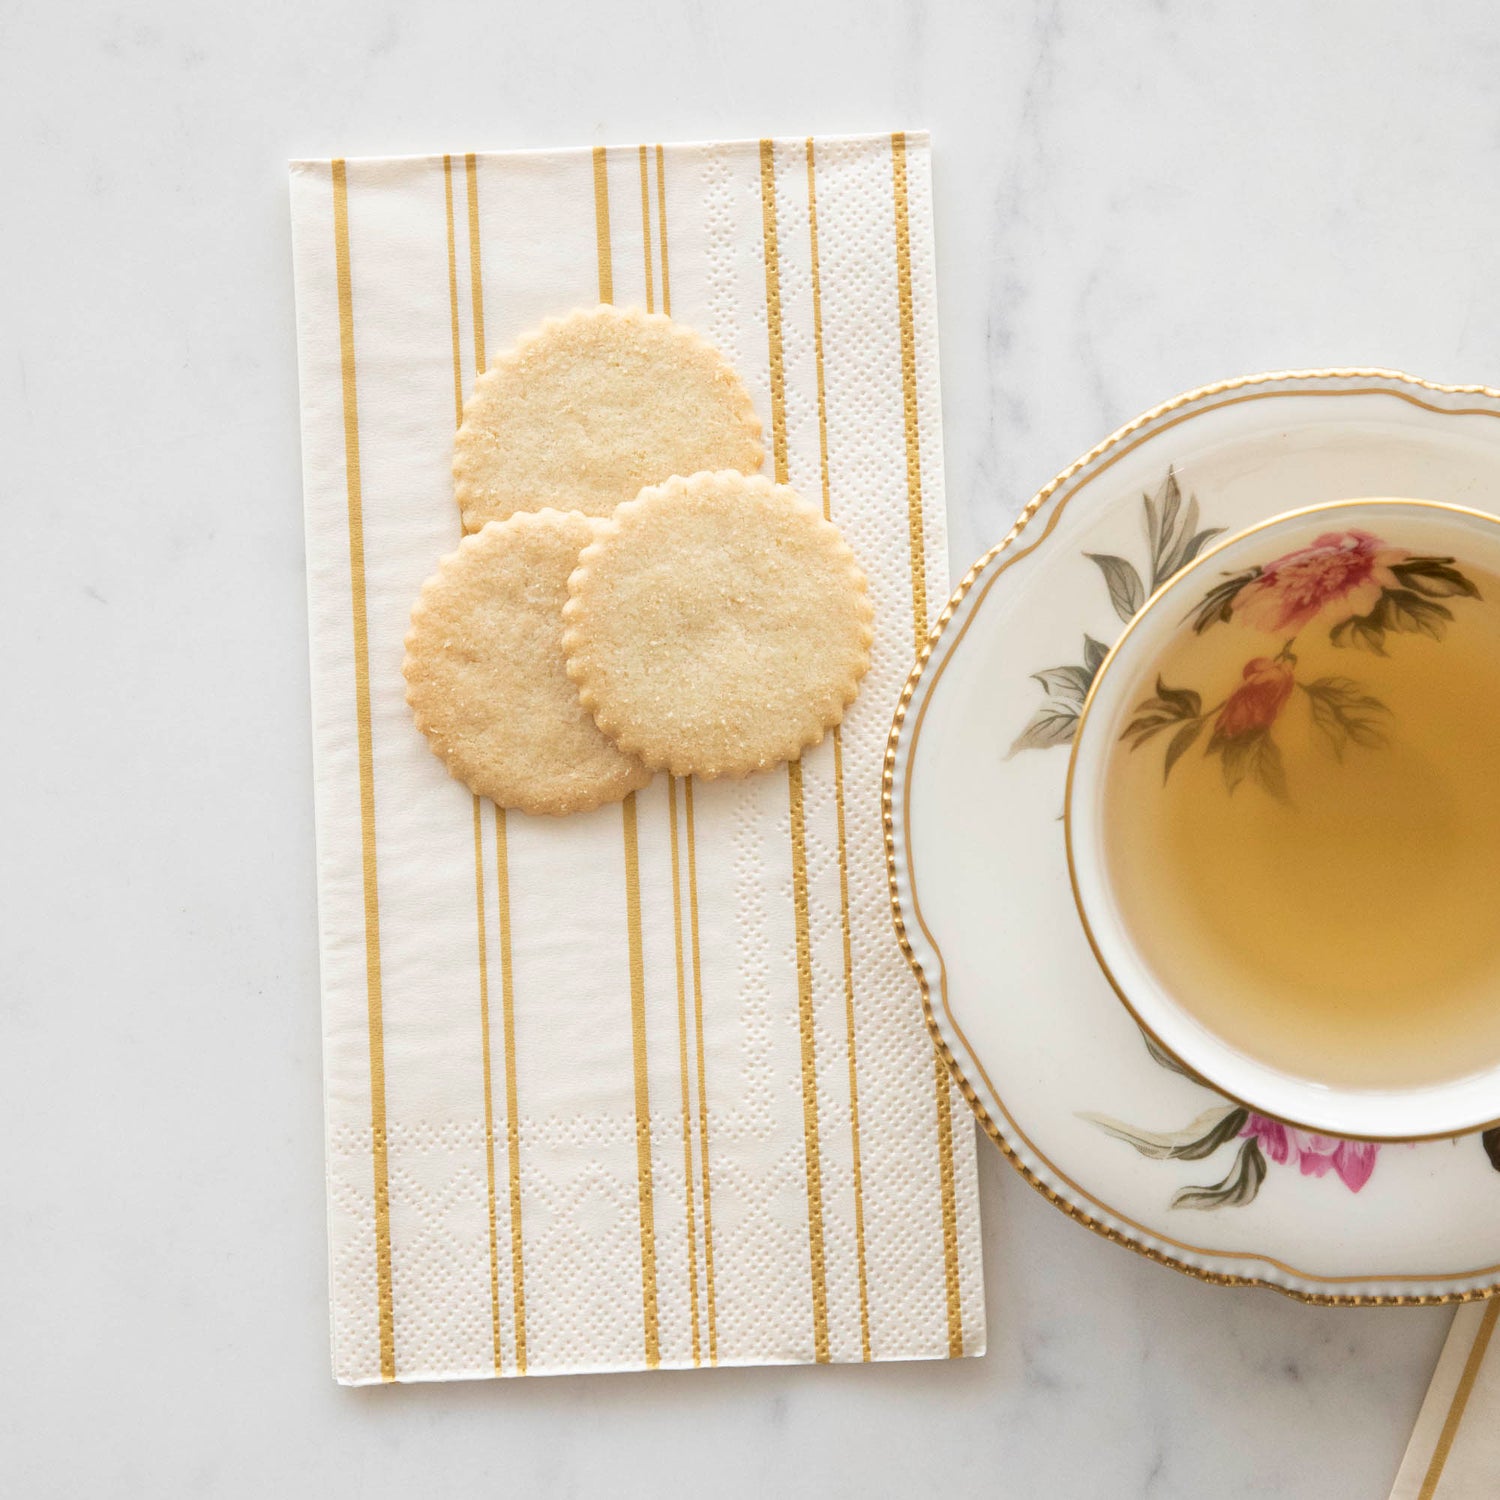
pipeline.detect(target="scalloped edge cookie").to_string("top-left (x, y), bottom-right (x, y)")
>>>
top-left (561, 471), bottom-right (874, 779)
top-left (453, 305), bottom-right (764, 531)
top-left (404, 509), bottom-right (652, 816)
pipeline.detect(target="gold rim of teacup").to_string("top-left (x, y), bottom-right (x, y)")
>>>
top-left (1063, 495), bottom-right (1500, 1144)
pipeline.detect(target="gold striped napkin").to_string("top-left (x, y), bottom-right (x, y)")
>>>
top-left (289, 130), bottom-right (984, 1383)
top-left (1391, 1301), bottom-right (1500, 1498)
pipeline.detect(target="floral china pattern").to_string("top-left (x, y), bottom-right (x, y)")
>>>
top-left (1121, 526), bottom-right (1479, 800)
top-left (1012, 470), bottom-right (1493, 1209)
top-left (1009, 467), bottom-right (1224, 753)
top-left (1082, 1033), bottom-right (1383, 1211)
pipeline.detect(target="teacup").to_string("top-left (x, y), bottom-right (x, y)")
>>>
top-left (1065, 498), bottom-right (1500, 1139)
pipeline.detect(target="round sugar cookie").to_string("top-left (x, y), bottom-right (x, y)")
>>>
top-left (562, 472), bottom-right (874, 779)
top-left (404, 510), bottom-right (652, 816)
top-left (453, 305), bottom-right (764, 531)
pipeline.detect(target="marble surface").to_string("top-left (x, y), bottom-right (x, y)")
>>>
top-left (5, 0), bottom-right (1497, 1494)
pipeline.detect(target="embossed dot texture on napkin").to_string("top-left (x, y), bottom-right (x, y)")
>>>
top-left (289, 132), bottom-right (985, 1382)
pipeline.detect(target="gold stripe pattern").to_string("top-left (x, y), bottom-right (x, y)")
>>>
top-left (442, 157), bottom-right (465, 428)
top-left (805, 137), bottom-right (872, 1361)
top-left (331, 158), bottom-right (396, 1382)
top-left (890, 130), bottom-right (964, 1357)
top-left (622, 792), bottom-right (661, 1366)
top-left (890, 131), bottom-right (929, 646)
top-left (638, 145), bottom-right (655, 314)
top-left (759, 136), bottom-right (830, 1361)
top-left (758, 139), bottom-right (791, 486)
top-left (668, 777), bottom-right (703, 1363)
top-left (655, 144), bottom-right (671, 318)
top-left (804, 141), bottom-right (834, 523)
top-left (788, 758), bottom-right (830, 1362)
top-left (473, 801), bottom-right (504, 1372)
top-left (932, 1051), bottom-right (962, 1356)
top-left (593, 159), bottom-right (659, 1364)
top-left (447, 153), bottom-right (506, 1373)
top-left (831, 729), bottom-right (869, 1359)
top-left (592, 145), bottom-right (614, 305)
top-left (684, 780), bottom-right (718, 1361)
top-left (657, 155), bottom-right (717, 1358)
top-left (459, 155), bottom-right (523, 1372)
top-left (494, 807), bottom-right (527, 1371)
top-left (465, 155), bottom-right (487, 371)
top-left (643, 153), bottom-right (702, 1364)
top-left (1419, 1298), bottom-right (1500, 1498)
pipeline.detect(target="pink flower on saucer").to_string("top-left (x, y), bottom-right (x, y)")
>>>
top-left (1232, 530), bottom-right (1405, 634)
top-left (1242, 1115), bottom-right (1379, 1192)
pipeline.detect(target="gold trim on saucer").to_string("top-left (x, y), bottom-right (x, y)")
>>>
top-left (884, 368), bottom-right (1500, 1306)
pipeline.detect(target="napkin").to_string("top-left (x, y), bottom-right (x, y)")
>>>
top-left (1390, 1300), bottom-right (1500, 1498)
top-left (289, 131), bottom-right (985, 1382)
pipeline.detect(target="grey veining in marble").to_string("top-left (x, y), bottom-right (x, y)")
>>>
top-left (7, 0), bottom-right (1496, 1495)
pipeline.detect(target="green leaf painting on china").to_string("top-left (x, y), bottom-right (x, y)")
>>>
top-left (1008, 469), bottom-right (1222, 756)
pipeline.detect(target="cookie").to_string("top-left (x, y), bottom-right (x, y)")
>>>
top-left (454, 306), bottom-right (764, 531)
top-left (561, 471), bottom-right (874, 779)
top-left (404, 510), bottom-right (652, 816)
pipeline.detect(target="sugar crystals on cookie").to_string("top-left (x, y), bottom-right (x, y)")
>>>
top-left (454, 306), bottom-right (764, 531)
top-left (404, 509), bottom-right (652, 816)
top-left (561, 471), bottom-right (874, 779)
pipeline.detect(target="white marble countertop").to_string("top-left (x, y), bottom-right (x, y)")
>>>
top-left (6, 1), bottom-right (1497, 1494)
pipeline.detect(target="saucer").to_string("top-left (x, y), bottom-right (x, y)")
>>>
top-left (886, 369), bottom-right (1500, 1304)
